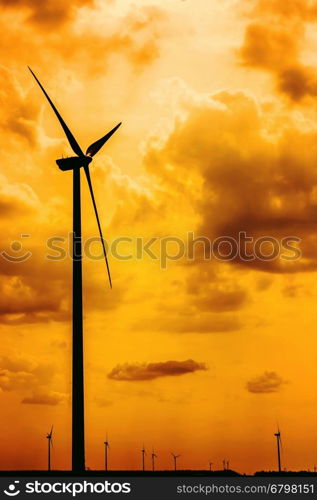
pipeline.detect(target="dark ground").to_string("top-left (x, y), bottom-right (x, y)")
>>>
top-left (0, 470), bottom-right (316, 477)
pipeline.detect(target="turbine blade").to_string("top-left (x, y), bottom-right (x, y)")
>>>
top-left (50, 425), bottom-right (53, 435)
top-left (28, 67), bottom-right (84, 158)
top-left (84, 165), bottom-right (112, 288)
top-left (86, 122), bottom-right (122, 157)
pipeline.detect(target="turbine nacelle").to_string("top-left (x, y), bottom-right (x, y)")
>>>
top-left (56, 156), bottom-right (92, 171)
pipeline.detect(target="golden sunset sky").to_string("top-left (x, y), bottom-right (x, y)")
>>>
top-left (1, 0), bottom-right (317, 473)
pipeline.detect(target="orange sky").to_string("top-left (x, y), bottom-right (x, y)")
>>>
top-left (1, 0), bottom-right (317, 474)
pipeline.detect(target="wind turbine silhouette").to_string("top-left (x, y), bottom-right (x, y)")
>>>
top-left (46, 426), bottom-right (53, 472)
top-left (104, 435), bottom-right (110, 471)
top-left (171, 453), bottom-right (180, 471)
top-left (151, 449), bottom-right (157, 472)
top-left (209, 461), bottom-right (213, 472)
top-left (29, 68), bottom-right (121, 472)
top-left (274, 427), bottom-right (282, 473)
top-left (141, 445), bottom-right (146, 471)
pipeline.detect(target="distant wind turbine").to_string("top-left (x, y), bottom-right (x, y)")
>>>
top-left (29, 67), bottom-right (121, 472)
top-left (151, 449), bottom-right (157, 472)
top-left (141, 445), bottom-right (146, 471)
top-left (171, 453), bottom-right (180, 471)
top-left (104, 435), bottom-right (110, 471)
top-left (274, 427), bottom-right (282, 473)
top-left (46, 426), bottom-right (53, 472)
top-left (209, 462), bottom-right (213, 471)
top-left (226, 460), bottom-right (229, 471)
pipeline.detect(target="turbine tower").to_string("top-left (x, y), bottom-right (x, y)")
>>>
top-left (104, 436), bottom-right (110, 472)
top-left (29, 68), bottom-right (121, 472)
top-left (274, 428), bottom-right (282, 473)
top-left (209, 462), bottom-right (213, 472)
top-left (151, 449), bottom-right (157, 472)
top-left (46, 426), bottom-right (53, 472)
top-left (171, 453), bottom-right (180, 471)
top-left (141, 445), bottom-right (146, 471)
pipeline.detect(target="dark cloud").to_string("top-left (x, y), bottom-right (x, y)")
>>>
top-left (249, 0), bottom-right (317, 21)
top-left (108, 359), bottom-right (207, 381)
top-left (0, 0), bottom-right (95, 28)
top-left (240, 23), bottom-right (299, 71)
top-left (239, 1), bottom-right (317, 101)
top-left (246, 371), bottom-right (287, 393)
top-left (144, 88), bottom-right (317, 274)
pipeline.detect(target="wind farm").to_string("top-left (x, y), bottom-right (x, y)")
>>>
top-left (1, 426), bottom-right (316, 477)
top-left (0, 68), bottom-right (316, 477)
top-left (1, 0), bottom-right (317, 480)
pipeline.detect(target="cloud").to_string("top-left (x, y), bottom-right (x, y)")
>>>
top-left (0, 67), bottom-right (39, 146)
top-left (186, 267), bottom-right (249, 312)
top-left (239, 0), bottom-right (317, 101)
top-left (246, 371), bottom-right (287, 393)
top-left (21, 391), bottom-right (66, 405)
top-left (0, 164), bottom-right (125, 325)
top-left (0, 269), bottom-right (70, 325)
top-left (143, 82), bottom-right (317, 274)
top-left (239, 23), bottom-right (299, 71)
top-left (0, 5), bottom-right (166, 82)
top-left (138, 312), bottom-right (242, 334)
top-left (248, 0), bottom-right (317, 21)
top-left (0, 0), bottom-right (95, 28)
top-left (0, 355), bottom-right (66, 404)
top-left (108, 359), bottom-right (207, 381)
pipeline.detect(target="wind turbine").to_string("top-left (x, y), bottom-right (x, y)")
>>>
top-left (171, 453), bottom-right (180, 471)
top-left (141, 445), bottom-right (146, 471)
top-left (209, 462), bottom-right (213, 472)
top-left (29, 68), bottom-right (121, 472)
top-left (104, 435), bottom-right (110, 471)
top-left (274, 427), bottom-right (282, 473)
top-left (46, 425), bottom-right (53, 472)
top-left (151, 449), bottom-right (157, 472)
top-left (226, 460), bottom-right (229, 471)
